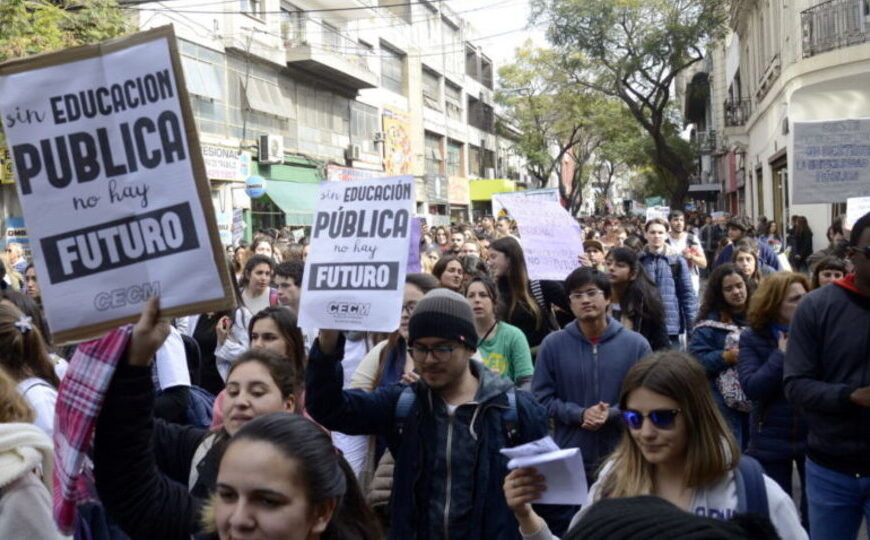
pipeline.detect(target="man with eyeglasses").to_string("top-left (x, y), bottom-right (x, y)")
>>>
top-left (785, 211), bottom-right (870, 540)
top-left (531, 267), bottom-right (651, 533)
top-left (305, 288), bottom-right (548, 540)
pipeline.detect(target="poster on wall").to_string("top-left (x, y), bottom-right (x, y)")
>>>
top-left (382, 108), bottom-right (413, 176)
top-left (0, 26), bottom-right (234, 341)
top-left (299, 176), bottom-right (414, 332)
top-left (4, 217), bottom-right (30, 258)
top-left (493, 194), bottom-right (583, 281)
top-left (792, 119), bottom-right (870, 204)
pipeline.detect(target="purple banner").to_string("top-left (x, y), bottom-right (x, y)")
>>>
top-left (407, 218), bottom-right (422, 273)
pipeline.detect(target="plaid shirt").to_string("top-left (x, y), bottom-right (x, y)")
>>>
top-left (53, 326), bottom-right (132, 534)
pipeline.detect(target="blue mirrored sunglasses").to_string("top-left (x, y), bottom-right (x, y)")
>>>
top-left (621, 409), bottom-right (681, 430)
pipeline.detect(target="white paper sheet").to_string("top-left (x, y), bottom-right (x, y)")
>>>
top-left (501, 436), bottom-right (589, 506)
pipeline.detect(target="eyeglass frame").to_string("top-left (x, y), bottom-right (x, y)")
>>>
top-left (621, 409), bottom-right (682, 430)
top-left (402, 301), bottom-right (418, 315)
top-left (568, 289), bottom-right (604, 301)
top-left (408, 344), bottom-right (460, 362)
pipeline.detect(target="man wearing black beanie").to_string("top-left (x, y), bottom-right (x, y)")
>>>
top-left (305, 288), bottom-right (549, 540)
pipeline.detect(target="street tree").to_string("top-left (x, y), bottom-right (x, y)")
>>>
top-left (532, 0), bottom-right (727, 207)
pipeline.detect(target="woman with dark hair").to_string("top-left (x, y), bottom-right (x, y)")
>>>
top-left (247, 306), bottom-right (306, 397)
top-left (94, 314), bottom-right (300, 540)
top-left (689, 264), bottom-right (752, 450)
top-left (605, 247), bottom-right (670, 351)
top-left (231, 243), bottom-right (249, 282)
top-left (810, 256), bottom-right (847, 289)
top-left (504, 351), bottom-right (805, 540)
top-left (249, 237), bottom-right (275, 261)
top-left (433, 226), bottom-right (450, 254)
top-left (760, 220), bottom-right (784, 255)
top-left (432, 255), bottom-right (464, 292)
top-left (205, 412), bottom-right (381, 539)
top-left (732, 238), bottom-right (774, 292)
top-left (487, 236), bottom-right (570, 353)
top-left (459, 254), bottom-right (488, 290)
top-left (787, 216), bottom-right (813, 273)
top-left (239, 254), bottom-right (278, 314)
top-left (738, 272), bottom-right (811, 527)
top-left (465, 275), bottom-right (533, 388)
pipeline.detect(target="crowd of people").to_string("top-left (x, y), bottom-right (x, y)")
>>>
top-left (0, 205), bottom-right (868, 540)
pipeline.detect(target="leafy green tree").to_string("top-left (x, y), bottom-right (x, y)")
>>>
top-left (532, 0), bottom-right (726, 207)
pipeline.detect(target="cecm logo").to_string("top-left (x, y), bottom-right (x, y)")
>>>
top-left (327, 301), bottom-right (371, 317)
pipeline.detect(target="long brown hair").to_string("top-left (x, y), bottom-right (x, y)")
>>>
top-left (598, 351), bottom-right (738, 499)
top-left (0, 303), bottom-right (59, 387)
top-left (0, 367), bottom-right (34, 423)
top-left (489, 237), bottom-right (543, 329)
top-left (747, 272), bottom-right (810, 333)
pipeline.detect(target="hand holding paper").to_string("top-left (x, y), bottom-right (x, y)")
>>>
top-left (500, 436), bottom-right (588, 507)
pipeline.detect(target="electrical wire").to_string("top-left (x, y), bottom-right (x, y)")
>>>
top-left (113, 0), bottom-right (451, 15)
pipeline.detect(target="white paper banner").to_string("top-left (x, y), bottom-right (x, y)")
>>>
top-left (299, 176), bottom-right (414, 332)
top-left (492, 187), bottom-right (560, 217)
top-left (0, 29), bottom-right (230, 339)
top-left (846, 196), bottom-right (870, 230)
top-left (645, 206), bottom-right (671, 223)
top-left (792, 119), bottom-right (870, 204)
top-left (494, 195), bottom-right (582, 281)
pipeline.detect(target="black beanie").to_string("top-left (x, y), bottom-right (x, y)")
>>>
top-left (408, 288), bottom-right (478, 349)
top-left (564, 496), bottom-right (780, 540)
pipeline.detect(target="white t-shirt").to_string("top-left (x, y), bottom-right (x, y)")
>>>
top-left (241, 288), bottom-right (270, 316)
top-left (17, 378), bottom-right (57, 437)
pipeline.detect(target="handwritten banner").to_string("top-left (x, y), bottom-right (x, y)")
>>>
top-left (299, 176), bottom-right (414, 332)
top-left (0, 26), bottom-right (233, 341)
top-left (792, 119), bottom-right (870, 204)
top-left (491, 187), bottom-right (560, 217)
top-left (494, 195), bottom-right (583, 281)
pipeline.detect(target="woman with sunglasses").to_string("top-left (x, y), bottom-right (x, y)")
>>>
top-left (503, 351), bottom-right (806, 540)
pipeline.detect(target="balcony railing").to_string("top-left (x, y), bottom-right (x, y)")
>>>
top-left (695, 130), bottom-right (718, 154)
top-left (281, 15), bottom-right (374, 74)
top-left (724, 98), bottom-right (753, 127)
top-left (801, 0), bottom-right (870, 58)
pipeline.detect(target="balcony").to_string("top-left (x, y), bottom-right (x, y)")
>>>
top-left (695, 130), bottom-right (718, 154)
top-left (724, 97), bottom-right (753, 127)
top-left (802, 0), bottom-right (870, 58)
top-left (282, 16), bottom-right (378, 90)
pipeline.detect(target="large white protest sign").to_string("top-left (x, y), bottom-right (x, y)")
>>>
top-left (493, 194), bottom-right (582, 281)
top-left (299, 176), bottom-right (414, 332)
top-left (846, 197), bottom-right (870, 230)
top-left (0, 27), bottom-right (233, 341)
top-left (491, 187), bottom-right (560, 217)
top-left (645, 206), bottom-right (671, 223)
top-left (792, 119), bottom-right (870, 204)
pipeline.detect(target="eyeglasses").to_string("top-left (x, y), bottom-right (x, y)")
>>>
top-left (621, 409), bottom-right (682, 430)
top-left (402, 302), bottom-right (418, 315)
top-left (409, 344), bottom-right (458, 362)
top-left (569, 289), bottom-right (603, 301)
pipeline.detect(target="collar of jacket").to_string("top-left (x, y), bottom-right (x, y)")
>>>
top-left (834, 273), bottom-right (870, 297)
top-left (566, 316), bottom-right (623, 345)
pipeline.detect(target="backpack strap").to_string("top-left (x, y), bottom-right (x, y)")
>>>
top-left (529, 280), bottom-right (559, 331)
top-left (269, 288), bottom-right (279, 306)
top-left (188, 432), bottom-right (218, 492)
top-left (735, 456), bottom-right (769, 519)
top-left (394, 386), bottom-right (417, 436)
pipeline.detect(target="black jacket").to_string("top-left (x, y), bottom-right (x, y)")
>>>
top-left (784, 280), bottom-right (870, 475)
top-left (94, 362), bottom-right (223, 539)
top-left (496, 278), bottom-right (570, 349)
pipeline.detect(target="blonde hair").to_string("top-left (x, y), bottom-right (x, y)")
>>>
top-left (1, 254), bottom-right (22, 292)
top-left (0, 367), bottom-right (34, 423)
top-left (747, 271), bottom-right (811, 333)
top-left (0, 303), bottom-right (59, 386)
top-left (598, 351), bottom-right (738, 499)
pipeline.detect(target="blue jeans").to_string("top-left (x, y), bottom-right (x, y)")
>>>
top-left (806, 458), bottom-right (870, 540)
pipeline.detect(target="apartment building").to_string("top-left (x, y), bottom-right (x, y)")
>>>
top-left (118, 0), bottom-right (529, 239)
top-left (682, 0), bottom-right (870, 248)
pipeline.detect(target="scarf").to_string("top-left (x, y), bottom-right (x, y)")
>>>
top-left (0, 422), bottom-right (53, 493)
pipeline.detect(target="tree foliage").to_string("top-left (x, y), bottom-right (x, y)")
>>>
top-left (532, 0), bottom-right (727, 207)
top-left (497, 42), bottom-right (629, 215)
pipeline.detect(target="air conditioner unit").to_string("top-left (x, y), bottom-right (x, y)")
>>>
top-left (373, 131), bottom-right (386, 144)
top-left (345, 144), bottom-right (362, 161)
top-left (258, 134), bottom-right (283, 164)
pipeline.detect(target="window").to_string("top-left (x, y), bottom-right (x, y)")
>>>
top-left (181, 56), bottom-right (223, 101)
top-left (380, 0), bottom-right (410, 23)
top-left (322, 22), bottom-right (342, 53)
top-left (445, 81), bottom-right (462, 121)
top-left (446, 140), bottom-right (462, 176)
top-left (298, 83), bottom-right (348, 133)
top-left (422, 68), bottom-right (441, 110)
top-left (242, 77), bottom-right (290, 118)
top-left (351, 101), bottom-right (378, 153)
top-left (241, 0), bottom-right (263, 18)
top-left (281, 3), bottom-right (304, 44)
top-left (469, 144), bottom-right (481, 177)
top-left (425, 132), bottom-right (443, 176)
top-left (481, 57), bottom-right (493, 89)
top-left (465, 45), bottom-right (478, 79)
top-left (483, 149), bottom-right (495, 175)
top-left (381, 44), bottom-right (404, 95)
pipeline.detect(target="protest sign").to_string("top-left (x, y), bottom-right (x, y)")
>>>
top-left (493, 194), bottom-right (582, 281)
top-left (0, 26), bottom-right (233, 341)
top-left (299, 176), bottom-right (414, 332)
top-left (645, 206), bottom-right (671, 223)
top-left (792, 119), bottom-right (870, 204)
top-left (845, 197), bottom-right (870, 230)
top-left (407, 218), bottom-right (422, 273)
top-left (491, 187), bottom-right (560, 217)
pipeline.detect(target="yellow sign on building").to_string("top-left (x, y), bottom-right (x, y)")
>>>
top-left (382, 107), bottom-right (413, 176)
top-left (0, 146), bottom-right (13, 185)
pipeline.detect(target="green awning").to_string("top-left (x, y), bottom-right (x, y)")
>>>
top-left (266, 180), bottom-right (320, 226)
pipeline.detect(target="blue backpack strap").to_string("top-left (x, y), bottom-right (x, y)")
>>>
top-left (502, 388), bottom-right (519, 447)
top-left (394, 386), bottom-right (417, 436)
top-left (735, 456), bottom-right (769, 519)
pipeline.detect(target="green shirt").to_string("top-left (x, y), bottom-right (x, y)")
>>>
top-left (478, 321), bottom-right (534, 383)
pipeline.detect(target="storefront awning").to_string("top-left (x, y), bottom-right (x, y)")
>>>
top-left (266, 180), bottom-right (320, 226)
top-left (688, 183), bottom-right (721, 192)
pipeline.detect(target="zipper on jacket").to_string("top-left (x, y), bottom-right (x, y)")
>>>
top-left (443, 413), bottom-right (455, 540)
top-left (592, 344), bottom-right (600, 401)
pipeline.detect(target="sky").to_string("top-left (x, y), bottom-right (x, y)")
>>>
top-left (448, 0), bottom-right (549, 70)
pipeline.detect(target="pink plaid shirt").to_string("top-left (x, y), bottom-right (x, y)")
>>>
top-left (53, 326), bottom-right (132, 534)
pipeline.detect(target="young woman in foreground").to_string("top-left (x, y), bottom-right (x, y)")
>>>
top-left (503, 351), bottom-right (806, 540)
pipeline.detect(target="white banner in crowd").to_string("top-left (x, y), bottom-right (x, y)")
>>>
top-left (493, 194), bottom-right (583, 281)
top-left (299, 176), bottom-right (414, 332)
top-left (0, 27), bottom-right (233, 341)
top-left (846, 196), bottom-right (870, 230)
top-left (491, 187), bottom-right (560, 217)
top-left (645, 206), bottom-right (671, 223)
top-left (792, 119), bottom-right (870, 204)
